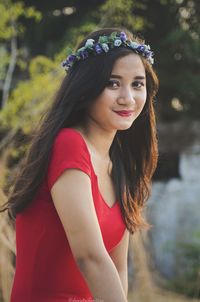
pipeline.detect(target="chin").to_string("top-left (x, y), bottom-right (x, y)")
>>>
top-left (115, 123), bottom-right (134, 131)
top-left (119, 119), bottom-right (137, 129)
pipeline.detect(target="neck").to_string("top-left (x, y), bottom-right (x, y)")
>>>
top-left (76, 123), bottom-right (116, 160)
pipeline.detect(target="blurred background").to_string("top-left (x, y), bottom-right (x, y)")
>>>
top-left (0, 0), bottom-right (200, 301)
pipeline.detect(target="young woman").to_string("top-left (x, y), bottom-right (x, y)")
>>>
top-left (2, 27), bottom-right (158, 302)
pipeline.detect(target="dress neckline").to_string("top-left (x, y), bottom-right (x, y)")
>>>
top-left (68, 127), bottom-right (118, 209)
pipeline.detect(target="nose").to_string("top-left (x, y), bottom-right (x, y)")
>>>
top-left (117, 87), bottom-right (135, 106)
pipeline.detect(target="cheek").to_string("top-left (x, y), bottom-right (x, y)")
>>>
top-left (90, 93), bottom-right (113, 113)
top-left (138, 90), bottom-right (147, 108)
top-left (88, 99), bottom-right (106, 119)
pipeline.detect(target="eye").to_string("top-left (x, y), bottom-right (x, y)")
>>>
top-left (132, 81), bottom-right (145, 89)
top-left (106, 79), bottom-right (120, 89)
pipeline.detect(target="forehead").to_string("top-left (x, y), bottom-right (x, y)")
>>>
top-left (111, 53), bottom-right (146, 77)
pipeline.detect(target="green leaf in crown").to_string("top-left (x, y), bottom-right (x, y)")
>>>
top-left (77, 47), bottom-right (86, 55)
top-left (98, 36), bottom-right (109, 44)
top-left (109, 32), bottom-right (118, 44)
top-left (66, 47), bottom-right (73, 56)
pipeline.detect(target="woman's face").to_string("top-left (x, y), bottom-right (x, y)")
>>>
top-left (87, 53), bottom-right (147, 132)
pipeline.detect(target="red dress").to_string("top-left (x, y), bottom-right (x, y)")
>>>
top-left (10, 128), bottom-right (126, 302)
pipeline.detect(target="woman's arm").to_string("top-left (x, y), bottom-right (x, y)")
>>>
top-left (109, 229), bottom-right (130, 297)
top-left (51, 169), bottom-right (128, 302)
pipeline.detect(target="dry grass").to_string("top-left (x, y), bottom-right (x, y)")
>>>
top-left (0, 188), bottom-right (15, 302)
top-left (0, 156), bottom-right (15, 301)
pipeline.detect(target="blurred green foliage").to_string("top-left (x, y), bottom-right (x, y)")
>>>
top-left (0, 0), bottom-right (41, 83)
top-left (0, 0), bottom-right (41, 40)
top-left (0, 55), bottom-right (62, 133)
top-left (99, 0), bottom-right (146, 30)
top-left (0, 0), bottom-right (199, 177)
top-left (1, 0), bottom-right (200, 133)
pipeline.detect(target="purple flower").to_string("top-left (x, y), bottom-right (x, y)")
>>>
top-left (120, 32), bottom-right (127, 42)
top-left (144, 50), bottom-right (151, 58)
top-left (136, 45), bottom-right (145, 53)
top-left (80, 50), bottom-right (88, 59)
top-left (95, 44), bottom-right (103, 54)
top-left (67, 54), bottom-right (76, 63)
top-left (62, 54), bottom-right (77, 69)
top-left (62, 60), bottom-right (71, 70)
top-left (62, 60), bottom-right (67, 67)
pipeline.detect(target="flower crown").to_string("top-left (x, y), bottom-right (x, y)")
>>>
top-left (62, 31), bottom-right (154, 71)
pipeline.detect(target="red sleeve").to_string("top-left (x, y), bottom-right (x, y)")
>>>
top-left (47, 128), bottom-right (91, 191)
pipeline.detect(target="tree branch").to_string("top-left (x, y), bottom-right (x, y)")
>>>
top-left (2, 23), bottom-right (17, 108)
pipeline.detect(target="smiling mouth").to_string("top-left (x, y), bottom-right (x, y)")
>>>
top-left (113, 110), bottom-right (134, 117)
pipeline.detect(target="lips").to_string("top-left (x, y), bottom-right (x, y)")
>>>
top-left (114, 110), bottom-right (134, 117)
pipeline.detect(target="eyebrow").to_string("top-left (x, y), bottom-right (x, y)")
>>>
top-left (110, 74), bottom-right (146, 80)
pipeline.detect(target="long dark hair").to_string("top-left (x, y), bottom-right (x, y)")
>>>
top-left (1, 27), bottom-right (159, 234)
